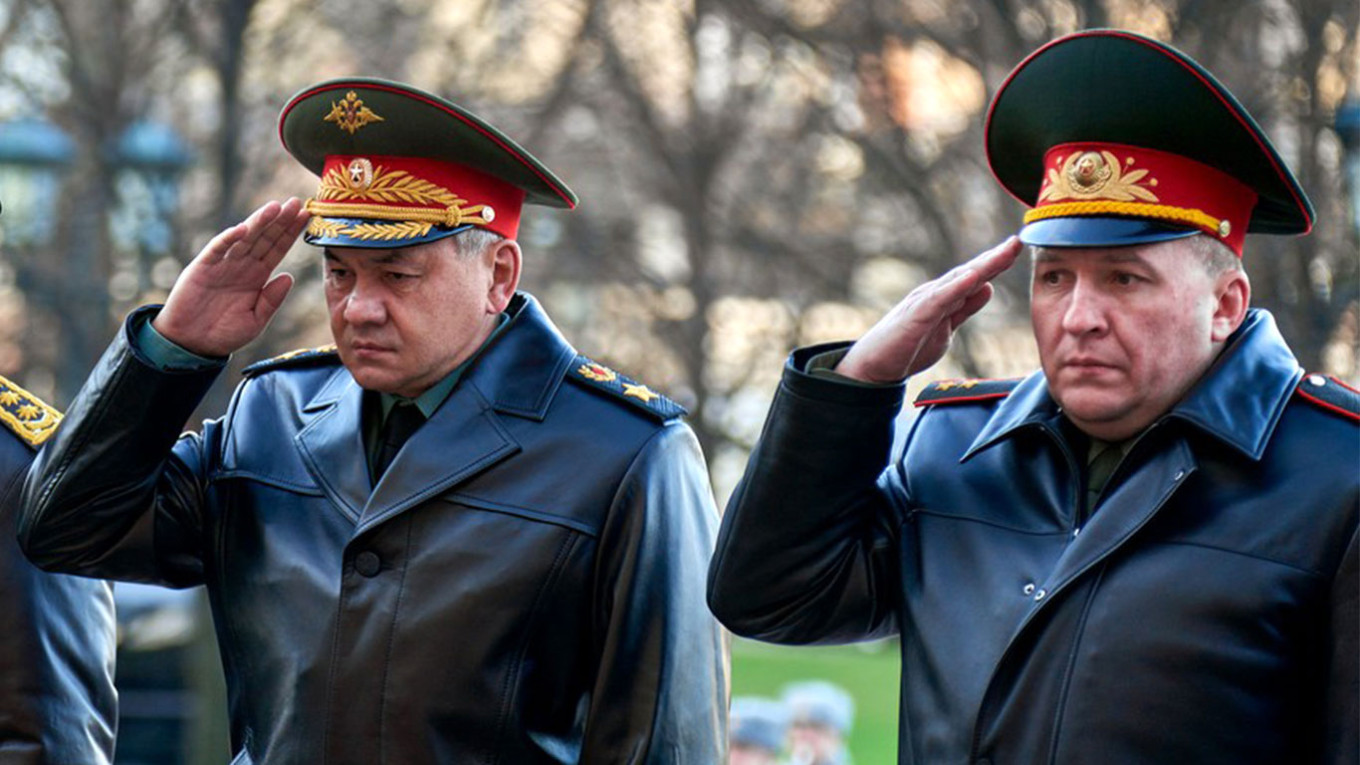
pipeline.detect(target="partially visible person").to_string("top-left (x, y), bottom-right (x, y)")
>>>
top-left (0, 308), bottom-right (117, 761)
top-left (728, 696), bottom-right (788, 765)
top-left (782, 681), bottom-right (853, 765)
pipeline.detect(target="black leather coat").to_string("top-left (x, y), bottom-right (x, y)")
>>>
top-left (22, 294), bottom-right (727, 764)
top-left (709, 309), bottom-right (1357, 764)
top-left (0, 380), bottom-right (117, 764)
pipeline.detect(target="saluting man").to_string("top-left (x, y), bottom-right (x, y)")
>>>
top-left (707, 30), bottom-right (1357, 764)
top-left (21, 79), bottom-right (727, 763)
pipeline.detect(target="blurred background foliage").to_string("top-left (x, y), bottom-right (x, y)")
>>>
top-left (0, 0), bottom-right (1355, 761)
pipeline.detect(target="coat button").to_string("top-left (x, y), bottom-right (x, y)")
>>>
top-left (355, 551), bottom-right (381, 577)
top-left (1022, 583), bottom-right (1036, 596)
top-left (1034, 588), bottom-right (1047, 601)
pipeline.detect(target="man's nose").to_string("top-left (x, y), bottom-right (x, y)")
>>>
top-left (1061, 279), bottom-right (1109, 336)
top-left (342, 282), bottom-right (387, 324)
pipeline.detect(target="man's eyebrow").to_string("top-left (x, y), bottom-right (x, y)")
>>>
top-left (1032, 249), bottom-right (1152, 266)
top-left (322, 248), bottom-right (413, 265)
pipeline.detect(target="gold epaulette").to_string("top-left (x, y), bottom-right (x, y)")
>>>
top-left (1294, 373), bottom-right (1360, 424)
top-left (566, 355), bottom-right (686, 422)
top-left (242, 345), bottom-right (340, 377)
top-left (913, 377), bottom-right (1022, 408)
top-left (0, 374), bottom-right (61, 448)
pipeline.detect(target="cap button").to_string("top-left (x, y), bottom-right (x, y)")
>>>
top-left (1217, 219), bottom-right (1231, 238)
top-left (482, 205), bottom-right (496, 223)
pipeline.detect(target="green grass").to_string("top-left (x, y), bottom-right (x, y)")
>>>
top-left (730, 636), bottom-right (900, 763)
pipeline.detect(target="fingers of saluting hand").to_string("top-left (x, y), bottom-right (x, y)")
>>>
top-left (834, 236), bottom-right (1022, 383)
top-left (897, 236), bottom-right (1020, 334)
top-left (199, 199), bottom-right (309, 267)
top-left (226, 198), bottom-right (309, 264)
top-left (927, 236), bottom-right (1022, 308)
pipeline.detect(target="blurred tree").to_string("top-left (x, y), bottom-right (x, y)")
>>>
top-left (0, 0), bottom-right (1355, 515)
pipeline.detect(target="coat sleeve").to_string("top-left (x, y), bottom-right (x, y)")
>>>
top-left (581, 421), bottom-right (728, 764)
top-left (706, 345), bottom-right (906, 645)
top-left (18, 309), bottom-right (224, 587)
top-left (1324, 524), bottom-right (1359, 764)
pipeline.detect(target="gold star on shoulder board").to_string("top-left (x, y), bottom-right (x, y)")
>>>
top-left (623, 383), bottom-right (659, 403)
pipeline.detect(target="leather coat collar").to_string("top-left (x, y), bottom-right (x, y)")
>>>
top-left (964, 308), bottom-right (1301, 462)
top-left (294, 292), bottom-right (576, 531)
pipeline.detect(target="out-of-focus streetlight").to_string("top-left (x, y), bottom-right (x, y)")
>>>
top-left (0, 118), bottom-right (75, 247)
top-left (108, 120), bottom-right (193, 258)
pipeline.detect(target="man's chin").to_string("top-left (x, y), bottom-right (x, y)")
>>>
top-left (1053, 387), bottom-right (1133, 425)
top-left (344, 363), bottom-right (397, 393)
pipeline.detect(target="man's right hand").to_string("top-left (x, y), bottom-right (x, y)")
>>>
top-left (153, 198), bottom-right (311, 358)
top-left (835, 236), bottom-right (1022, 384)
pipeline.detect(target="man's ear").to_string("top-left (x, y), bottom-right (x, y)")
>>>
top-left (1210, 269), bottom-right (1250, 343)
top-left (487, 238), bottom-right (522, 314)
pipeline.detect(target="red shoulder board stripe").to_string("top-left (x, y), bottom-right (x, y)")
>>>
top-left (913, 377), bottom-right (1022, 408)
top-left (1294, 373), bottom-right (1360, 423)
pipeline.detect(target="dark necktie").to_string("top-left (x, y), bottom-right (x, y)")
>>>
top-left (373, 402), bottom-right (424, 479)
top-left (1085, 444), bottom-right (1123, 517)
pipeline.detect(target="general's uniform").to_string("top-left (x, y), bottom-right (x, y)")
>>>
top-left (20, 79), bottom-right (726, 763)
top-left (710, 311), bottom-right (1357, 763)
top-left (708, 30), bottom-right (1358, 764)
top-left (0, 377), bottom-right (116, 764)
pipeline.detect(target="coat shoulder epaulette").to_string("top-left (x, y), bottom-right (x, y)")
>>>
top-left (565, 355), bottom-right (687, 422)
top-left (913, 377), bottom-right (1022, 408)
top-left (243, 345), bottom-right (341, 377)
top-left (0, 374), bottom-right (61, 449)
top-left (1293, 373), bottom-right (1360, 424)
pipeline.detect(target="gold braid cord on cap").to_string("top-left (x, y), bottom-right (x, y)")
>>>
top-left (1024, 201), bottom-right (1227, 237)
top-left (304, 163), bottom-right (495, 241)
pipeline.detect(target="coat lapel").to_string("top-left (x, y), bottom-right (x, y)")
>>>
top-left (1042, 437), bottom-right (1197, 601)
top-left (296, 368), bottom-right (371, 524)
top-left (294, 293), bottom-right (574, 535)
top-left (356, 383), bottom-right (519, 534)
top-left (352, 293), bottom-right (573, 534)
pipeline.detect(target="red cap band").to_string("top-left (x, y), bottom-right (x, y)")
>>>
top-left (1025, 142), bottom-right (1258, 255)
top-left (304, 154), bottom-right (526, 240)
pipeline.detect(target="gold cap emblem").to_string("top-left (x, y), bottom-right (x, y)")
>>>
top-left (347, 158), bottom-right (374, 189)
top-left (1067, 151), bottom-right (1112, 193)
top-left (324, 91), bottom-right (385, 135)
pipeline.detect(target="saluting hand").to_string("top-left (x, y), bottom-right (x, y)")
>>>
top-left (836, 236), bottom-right (1022, 384)
top-left (153, 198), bottom-right (311, 358)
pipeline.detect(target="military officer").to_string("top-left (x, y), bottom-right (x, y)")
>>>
top-left (0, 197), bottom-right (117, 763)
top-left (21, 79), bottom-right (727, 763)
top-left (0, 373), bottom-right (117, 763)
top-left (707, 30), bottom-right (1357, 763)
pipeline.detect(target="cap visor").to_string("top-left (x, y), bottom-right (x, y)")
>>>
top-left (1019, 216), bottom-right (1199, 249)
